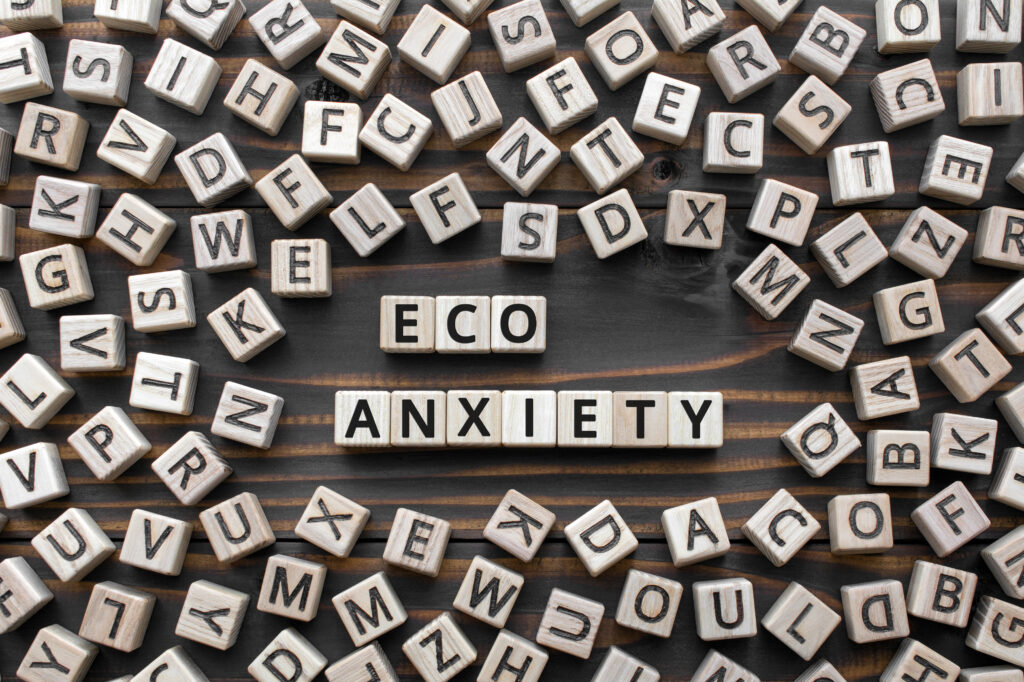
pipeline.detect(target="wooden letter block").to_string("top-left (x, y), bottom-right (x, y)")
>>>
top-left (191, 210), bottom-right (256, 272)
top-left (737, 0), bottom-right (801, 30)
top-left (380, 296), bottom-right (435, 352)
top-left (317, 21), bottom-right (390, 98)
top-left (0, 354), bottom-right (73, 429)
top-left (17, 625), bottom-right (96, 682)
top-left (975, 205), bottom-right (1024, 269)
top-left (63, 40), bottom-right (131, 106)
top-left (706, 25), bottom-right (780, 103)
top-left (144, 39), bottom-right (222, 115)
top-left (15, 104), bottom-right (88, 172)
top-left (130, 352), bottom-right (200, 416)
top-left (488, 0), bottom-right (556, 72)
top-left (441, 0), bottom-right (494, 24)
top-left (612, 391), bottom-right (667, 448)
top-left (850, 356), bottom-right (920, 420)
top-left (224, 60), bottom-right (299, 136)
top-left (983, 525), bottom-right (1024, 598)
top-left (693, 578), bottom-right (757, 641)
top-left (0, 287), bottom-right (22, 351)
top-left (271, 239), bottom-right (331, 298)
top-left (733, 243), bottom-right (810, 320)
top-left (703, 112), bottom-right (763, 174)
top-left (388, 388), bottom-right (444, 443)
top-left (930, 329), bottom-right (1011, 403)
top-left (592, 647), bottom-right (658, 682)
top-left (911, 480), bottom-right (990, 556)
top-left (32, 508), bottom-right (114, 582)
top-left (906, 559), bottom-right (977, 627)
top-left (889, 207), bottom-right (967, 279)
top-left (295, 485), bottom-right (370, 556)
top-left (249, 628), bottom-right (327, 682)
top-left (812, 213), bottom-right (887, 286)
top-left (578, 189), bottom-right (648, 259)
top-left (447, 389), bottom-right (502, 445)
top-left (120, 509), bottom-right (192, 576)
top-left (881, 639), bottom-right (960, 682)
top-left (491, 296), bottom-right (546, 353)
top-left (0, 442), bottom-right (67, 509)
top-left (402, 612), bottom-right (477, 682)
top-left (780, 403), bottom-right (860, 478)
top-left (667, 391), bottom-right (723, 448)
top-left (20, 245), bottom-right (93, 311)
top-left (327, 643), bottom-right (397, 682)
top-left (97, 109), bottom-right (175, 184)
top-left (0, 34), bottom-right (52, 104)
top-left (175, 133), bottom-right (252, 207)
top-left (98, 194), bottom-right (176, 267)
top-left (614, 568), bottom-right (682, 638)
top-left (500, 391), bottom-right (557, 447)
top-left (250, 0), bottom-right (325, 69)
top-left (207, 288), bottom-right (286, 362)
top-left (661, 497), bottom-right (730, 566)
top-left (29, 176), bottom-right (101, 239)
top-left (585, 12), bottom-right (658, 91)
top-left (960, 667), bottom-right (1024, 682)
top-left (0, 0), bottom-right (61, 29)
top-left (411, 173), bottom-right (480, 244)
top-left (302, 101), bottom-right (360, 164)
top-left (151, 431), bottom-right (231, 504)
top-left (565, 499), bottom-right (638, 576)
top-left (746, 179), bottom-right (817, 246)
top-left (483, 488), bottom-right (555, 560)
top-left (128, 270), bottom-right (196, 333)
top-left (501, 202), bottom-right (558, 261)
top-left (828, 493), bottom-right (893, 554)
top-left (571, 117), bottom-right (643, 194)
top-left (257, 554), bottom-right (327, 622)
top-left (870, 59), bottom-right (945, 132)
top-left (331, 0), bottom-right (401, 33)
top-left (920, 134), bottom-right (993, 205)
top-left (256, 154), bottom-right (332, 230)
top-left (873, 278), bottom-right (944, 345)
top-left (133, 647), bottom-right (208, 682)
top-left (453, 555), bottom-right (523, 627)
top-left (841, 580), bottom-right (909, 643)
top-left (958, 62), bottom-right (1024, 125)
top-left (827, 142), bottom-right (895, 206)
top-left (866, 429), bottom-right (930, 486)
top-left (632, 72), bottom-right (700, 145)
top-left (166, 0), bottom-right (245, 50)
top-left (335, 391), bottom-right (391, 448)
top-left (536, 588), bottom-right (603, 659)
top-left (434, 295), bottom-right (490, 353)
top-left (741, 489), bottom-right (819, 567)
top-left (0, 204), bottom-right (13, 258)
top-left (526, 58), bottom-right (599, 134)
top-left (761, 582), bottom-right (840, 660)
top-left (333, 184), bottom-right (405, 256)
top-left (360, 94), bottom-right (432, 171)
top-left (383, 508), bottom-right (451, 575)
top-left (979, 278), bottom-right (1024, 354)
top-left (59, 315), bottom-right (125, 373)
top-left (774, 76), bottom-right (850, 154)
top-left (876, 0), bottom-right (940, 52)
top-left (692, 650), bottom-right (760, 682)
top-left (79, 582), bottom-right (155, 652)
top-left (968, 596), bottom-right (1024, 666)
top-left (333, 572), bottom-right (407, 646)
top-left (796, 661), bottom-right (845, 682)
top-left (651, 0), bottom-right (724, 54)
top-left (95, 0), bottom-right (161, 33)
top-left (788, 300), bottom-right (863, 371)
top-left (0, 556), bottom-right (52, 634)
top-left (478, 630), bottom-right (547, 682)
top-left (558, 0), bottom-right (618, 27)
top-left (175, 580), bottom-right (249, 650)
top-left (68, 406), bottom-right (149, 480)
top-left (398, 5), bottom-right (470, 85)
top-left (200, 491), bottom-right (276, 563)
top-left (487, 118), bottom-right (559, 197)
top-left (432, 71), bottom-right (502, 148)
top-left (557, 390), bottom-right (613, 446)
top-left (957, 0), bottom-right (1022, 51)
top-left (212, 381), bottom-right (284, 449)
top-left (990, 447), bottom-right (1024, 510)
top-left (664, 190), bottom-right (725, 249)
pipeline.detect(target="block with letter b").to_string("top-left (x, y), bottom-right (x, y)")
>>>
top-left (906, 559), bottom-right (977, 627)
top-left (866, 429), bottom-right (930, 486)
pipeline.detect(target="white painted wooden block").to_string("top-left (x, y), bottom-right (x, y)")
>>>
top-left (271, 238), bottom-right (331, 298)
top-left (453, 555), bottom-right (523, 627)
top-left (79, 582), bottom-right (155, 652)
top-left (176, 580), bottom-right (249, 650)
top-left (302, 101), bottom-right (360, 164)
top-left (130, 352), bottom-right (200, 416)
top-left (0, 203), bottom-right (13, 258)
top-left (741, 489), bottom-right (819, 567)
top-left (585, 11), bottom-right (658, 91)
top-left (411, 173), bottom-right (481, 245)
top-left (571, 117), bottom-right (643, 194)
top-left (975, 205), bottom-right (1024, 269)
top-left (28, 176), bottom-right (100, 239)
top-left (840, 580), bottom-right (909, 643)
top-left (488, 0), bottom-right (556, 72)
top-left (501, 202), bottom-right (558, 261)
top-left (737, 0), bottom-right (802, 31)
top-left (250, 0), bottom-right (325, 69)
top-left (32, 508), bottom-right (114, 582)
top-left (0, 354), bottom-right (73, 430)
top-left (359, 94), bottom-right (432, 170)
top-left (535, 588), bottom-right (603, 658)
top-left (577, 189), bottom-right (647, 259)
top-left (491, 296), bottom-right (545, 353)
top-left (958, 62), bottom-right (1024, 124)
top-left (827, 492), bottom-right (893, 554)
top-left (151, 431), bottom-right (231, 504)
top-left (0, 442), bottom-right (67, 509)
top-left (95, 0), bottom-right (161, 33)
top-left (257, 554), bottom-right (326, 622)
top-left (98, 194), bottom-right (176, 267)
top-left (930, 329), bottom-right (1011, 403)
top-left (19, 244), bottom-right (93, 311)
top-left (166, 0), bottom-right (245, 50)
top-left (256, 154), bottom-right (332, 229)
top-left (773, 76), bottom-right (850, 154)
top-left (17, 625), bottom-right (96, 682)
top-left (380, 296), bottom-right (435, 352)
top-left (811, 214), bottom-right (887, 288)
top-left (1, 0), bottom-right (61, 30)
top-left (873, 278), bottom-right (944, 345)
top-left (526, 57), bottom-right (599, 134)
top-left (866, 429), bottom-right (930, 486)
top-left (651, 0), bottom-right (724, 54)
top-left (434, 295), bottom-right (490, 353)
top-left (63, 40), bottom-right (132, 106)
top-left (732, 243), bottom-right (810, 320)
top-left (432, 71), bottom-right (503, 148)
top-left (398, 5), bottom-right (470, 85)
top-left (402, 612), bottom-right (477, 682)
top-left (703, 112), bottom-right (762, 174)
top-left (132, 647), bottom-right (209, 682)
top-left (120, 509), bottom-right (192, 576)
top-left (592, 647), bottom-right (659, 682)
top-left (486, 117), bottom-right (559, 197)
top-left (200, 491), bottom-right (276, 563)
top-left (614, 568), bottom-right (681, 638)
top-left (983, 525), bottom-right (1024, 598)
top-left (332, 183), bottom-right (405, 257)
top-left (0, 556), bottom-right (52, 634)
top-left (666, 391), bottom-right (722, 448)
top-left (334, 391), bottom-right (391, 448)
top-left (482, 488), bottom-right (555, 560)
top-left (761, 582), bottom-right (840, 660)
top-left (870, 59), bottom-right (945, 132)
top-left (565, 499), bottom-right (638, 576)
top-left (68, 406), bottom-right (149, 481)
top-left (333, 572), bottom-right (407, 646)
top-left (692, 650), bottom-right (760, 682)
top-left (788, 300), bottom-right (863, 371)
top-left (295, 485), bottom-right (370, 556)
top-left (957, 0), bottom-right (1022, 51)
top-left (850, 356), bottom-right (919, 420)
top-left (661, 497), bottom-right (730, 566)
top-left (990, 447), bottom-right (1024, 510)
top-left (780, 403), bottom-right (859, 478)
top-left (97, 108), bottom-right (175, 183)
top-left (632, 73), bottom-right (699, 146)
top-left (128, 270), bottom-right (195, 333)
top-left (876, 0), bottom-right (940, 52)
top-left (796, 661), bottom-right (845, 682)
top-left (383, 507), bottom-right (451, 575)
top-left (889, 207), bottom-right (967, 279)
top-left (961, 666), bottom-right (1024, 682)
top-left (249, 628), bottom-right (327, 682)
top-left (920, 134), bottom-right (993, 205)
top-left (224, 60), bottom-right (299, 136)
top-left (331, 0), bottom-right (401, 33)
top-left (968, 595), bottom-right (1024, 666)
top-left (881, 639), bottom-right (960, 682)
top-left (317, 20), bottom-right (391, 98)
top-left (59, 314), bottom-right (125, 373)
top-left (498, 391), bottom-right (556, 449)
top-left (145, 38), bottom-right (222, 115)
top-left (559, 0), bottom-right (618, 26)
top-left (557, 390), bottom-right (613, 446)
top-left (747, 178), bottom-right (817, 246)
top-left (0, 34), bottom-right (52, 104)
top-left (663, 190), bottom-right (725, 249)
top-left (906, 559), bottom-right (977, 627)
top-left (705, 25), bottom-right (780, 103)
top-left (996, 381), bottom-right (1024, 442)
top-left (693, 578), bottom-right (757, 641)
top-left (326, 643), bottom-right (398, 682)
top-left (611, 391), bottom-right (666, 448)
top-left (912, 480), bottom-right (990, 557)
top-left (827, 142), bottom-right (895, 206)
top-left (191, 210), bottom-right (256, 273)
top-left (478, 630), bottom-right (548, 682)
top-left (207, 287), bottom-right (286, 362)
top-left (447, 389), bottom-right (502, 445)
top-left (175, 133), bottom-right (252, 207)
top-left (212, 381), bottom-right (284, 449)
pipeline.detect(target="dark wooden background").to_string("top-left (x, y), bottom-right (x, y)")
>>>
top-left (0, 0), bottom-right (1022, 679)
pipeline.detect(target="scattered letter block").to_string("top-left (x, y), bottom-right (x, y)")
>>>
top-left (919, 134), bottom-right (993, 205)
top-left (487, 118), bottom-right (559, 197)
top-left (526, 58), bottom-right (599, 134)
top-left (432, 71), bottom-right (502, 148)
top-left (957, 0), bottom-right (1022, 51)
top-left (295, 485), bottom-right (370, 556)
top-left (175, 580), bottom-right (249, 650)
top-left (692, 650), bottom-right (759, 682)
top-left (333, 184), bottom-right (405, 256)
top-left (382, 507), bottom-right (451, 576)
top-left (98, 194), bottom-right (177, 267)
top-left (483, 489), bottom-right (555, 560)
top-left (133, 647), bottom-right (208, 682)
top-left (974, 206), bottom-right (1024, 269)
top-left (453, 555), bottom-right (523, 627)
top-left (990, 447), bottom-right (1024, 510)
top-left (787, 300), bottom-right (863, 371)
top-left (741, 489), bottom-right (820, 566)
top-left (773, 76), bottom-right (851, 154)
top-left (32, 508), bottom-right (114, 582)
top-left (63, 40), bottom-right (132, 106)
top-left (867, 429), bottom-right (930, 486)
top-left (693, 578), bottom-right (757, 641)
top-left (303, 101), bottom-right (360, 164)
top-left (200, 492), bottom-right (276, 563)
top-left (761, 582), bottom-right (840, 660)
top-left (780, 403), bottom-right (860, 478)
top-left (664, 190), bottom-right (725, 249)
top-left (478, 630), bottom-right (548, 682)
top-left (870, 59), bottom-right (945, 132)
top-left (0, 354), bottom-right (74, 429)
top-left (633, 73), bottom-right (700, 145)
top-left (840, 580), bottom-right (909, 643)
top-left (130, 352), bottom-right (200, 416)
top-left (565, 499), bottom-right (638, 576)
top-left (257, 554), bottom-right (327, 622)
top-left (398, 5), bottom-right (470, 85)
top-left (271, 239), bottom-right (331, 298)
top-left (983, 525), bottom-right (1024, 598)
top-left (979, 278), bottom-right (1024, 354)
top-left (571, 117), bottom-right (643, 194)
top-left (166, 0), bottom-right (245, 50)
top-left (68, 406), bottom-right (150, 480)
top-left (207, 288), bottom-right (286, 362)
top-left (0, 556), bottom-right (52, 634)
top-left (789, 6), bottom-right (864, 84)
top-left (331, 0), bottom-right (401, 33)
top-left (249, 0), bottom-right (325, 69)
top-left (501, 202), bottom-right (558, 261)
top-left (889, 207), bottom-right (967, 279)
top-left (29, 176), bottom-right (101, 239)
top-left (703, 112), bottom-right (763, 174)
top-left (930, 328), bottom-right (1011, 402)
top-left (968, 596), bottom-right (1024, 666)
top-left (732, 243), bottom-right (810, 320)
top-left (881, 639), bottom-right (960, 682)
top-left (59, 314), bottom-right (125, 373)
top-left (828, 492), bottom-right (893, 554)
top-left (614, 568), bottom-right (682, 638)
top-left (224, 60), bottom-right (300, 136)
top-left (811, 213), bottom-right (887, 286)
top-left (0, 442), bottom-right (68, 509)
top-left (592, 647), bottom-right (658, 682)
top-left (488, 0), bottom-right (556, 72)
top-left (326, 643), bottom-right (398, 682)
top-left (827, 142), bottom-right (895, 206)
top-left (0, 0), bottom-right (62, 30)
top-left (212, 381), bottom-right (284, 449)
top-left (255, 154), bottom-right (332, 230)
top-left (151, 431), bottom-right (232, 505)
top-left (873, 278), bottom-right (944, 345)
top-left (333, 572), bottom-right (407, 646)
top-left (402, 612), bottom-right (477, 682)
top-left (661, 497), bottom-right (730, 566)
top-left (249, 628), bottom-right (327, 682)
top-left (79, 582), bottom-right (155, 652)
top-left (876, 0), bottom-right (940, 52)
top-left (911, 480), bottom-right (990, 556)
top-left (651, 0), bottom-right (724, 54)
top-left (706, 25), bottom-right (780, 103)
top-left (175, 133), bottom-right (252, 207)
top-left (128, 270), bottom-right (196, 333)
top-left (145, 39), bottom-right (222, 115)
top-left (17, 625), bottom-right (96, 682)
top-left (906, 559), bottom-right (977, 627)
top-left (191, 210), bottom-right (256, 273)
top-left (578, 189), bottom-right (648, 259)
top-left (958, 62), bottom-right (1024, 124)
top-left (747, 178), bottom-right (817, 246)
top-left (120, 509), bottom-right (193, 576)
top-left (585, 12), bottom-right (658, 91)
top-left (20, 244), bottom-right (94, 311)
top-left (360, 94), bottom-right (432, 171)
top-left (412, 173), bottom-right (481, 245)
top-left (317, 21), bottom-right (391, 98)
top-left (95, 0), bottom-right (161, 33)
top-left (850, 356), bottom-right (920, 420)
top-left (0, 34), bottom-right (52, 104)
top-left (535, 588), bottom-right (603, 658)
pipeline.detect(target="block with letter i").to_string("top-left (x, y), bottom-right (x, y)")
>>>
top-left (958, 62), bottom-right (1024, 125)
top-left (402, 612), bottom-right (477, 682)
top-left (212, 381), bottom-right (284, 449)
top-left (332, 184), bottom-right (405, 257)
top-left (761, 582), bottom-right (840, 660)
top-left (478, 630), bottom-right (548, 682)
top-left (256, 154), bottom-right (332, 230)
top-left (120, 509), bottom-right (193, 576)
top-left (175, 580), bottom-right (250, 650)
top-left (536, 588), bottom-right (603, 658)
top-left (453, 555), bottom-right (523, 627)
top-left (249, 628), bottom-right (327, 682)
top-left (200, 491), bottom-right (277, 563)
top-left (68, 406), bottom-right (150, 481)
top-left (63, 40), bottom-right (132, 106)
top-left (866, 429), bottom-right (929, 486)
top-left (483, 488), bottom-right (555, 560)
top-left (249, 0), bottom-right (325, 70)
top-left (0, 556), bottom-right (52, 634)
top-left (225, 59), bottom-right (301, 134)
top-left (271, 239), bottom-right (331, 298)
top-left (257, 554), bottom-right (327, 622)
top-left (929, 328), bottom-right (1010, 403)
top-left (16, 625), bottom-right (96, 682)
top-left (97, 194), bottom-right (177, 267)
top-left (191, 210), bottom-right (257, 273)
top-left (788, 300), bottom-right (863, 371)
top-left (592, 647), bottom-right (659, 682)
top-left (151, 431), bottom-right (232, 505)
top-left (396, 5), bottom-right (469, 85)
top-left (303, 101), bottom-right (361, 164)
top-left (888, 207), bottom-right (967, 279)
top-left (145, 39), bottom-right (222, 115)
top-left (79, 582), bottom-right (155, 652)
top-left (0, 354), bottom-right (74, 429)
top-left (333, 572), bottom-right (407, 646)
top-left (95, 0), bottom-right (161, 33)
top-left (383, 507), bottom-right (451, 576)
top-left (906, 559), bottom-right (977, 627)
top-left (208, 288), bottom-right (286, 362)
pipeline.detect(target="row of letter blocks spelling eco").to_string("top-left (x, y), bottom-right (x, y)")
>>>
top-left (380, 295), bottom-right (546, 353)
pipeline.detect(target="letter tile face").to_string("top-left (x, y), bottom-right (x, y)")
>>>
top-left (761, 582), bottom-right (840, 660)
top-left (129, 352), bottom-right (200, 416)
top-left (257, 554), bottom-right (327, 622)
top-left (32, 508), bottom-right (115, 582)
top-left (866, 429), bottom-right (930, 486)
top-left (983, 525), bottom-right (1024, 599)
top-left (391, 390), bottom-right (447, 446)
top-left (453, 555), bottom-right (524, 627)
top-left (382, 507), bottom-right (451, 576)
top-left (535, 588), bottom-right (604, 659)
top-left (435, 295), bottom-right (491, 353)
top-left (250, 0), bottom-right (325, 70)
top-left (564, 499), bottom-right (639, 576)
top-left (975, 206), bottom-right (1024, 270)
top-left (557, 390), bottom-right (614, 446)
top-left (692, 578), bottom-right (757, 641)
top-left (166, 0), bottom-right (245, 50)
top-left (592, 647), bottom-right (659, 682)
top-left (270, 237), bottom-right (332, 298)
top-left (128, 270), bottom-right (196, 333)
top-left (0, 442), bottom-right (68, 509)
top-left (651, 0), bottom-right (724, 54)
top-left (870, 59), bottom-right (945, 132)
top-left (958, 62), bottom-right (1024, 125)
top-left (667, 391), bottom-right (723, 448)
top-left (380, 296), bottom-right (435, 352)
top-left (411, 173), bottom-right (481, 245)
top-left (849, 356), bottom-right (920, 420)
top-left (501, 202), bottom-right (558, 262)
top-left (990, 447), bottom-right (1024, 510)
top-left (488, 0), bottom-right (556, 72)
top-left (795, 660), bottom-right (845, 682)
top-left (577, 189), bottom-right (648, 259)
top-left (906, 559), bottom-right (977, 627)
top-left (29, 177), bottom-right (101, 239)
top-left (63, 40), bottom-right (132, 106)
top-left (402, 612), bottom-right (477, 682)
top-left (703, 112), bottom-right (763, 174)
top-left (483, 488), bottom-right (556, 560)
top-left (889, 207), bottom-right (967, 279)
top-left (20, 244), bottom-right (94, 311)
top-left (0, 354), bottom-right (75, 429)
top-left (78, 581), bottom-right (156, 652)
top-left (248, 628), bottom-right (327, 682)
top-left (526, 58), bottom-right (599, 135)
top-left (95, 0), bottom-right (162, 33)
top-left (295, 485), bottom-right (370, 557)
top-left (15, 103), bottom-right (89, 172)
top-left (773, 75), bottom-right (851, 154)
top-left (0, 556), bottom-right (53, 634)
top-left (478, 629), bottom-right (548, 682)
top-left (661, 497), bottom-right (730, 566)
top-left (664, 190), bottom-right (726, 250)
top-left (880, 639), bottom-right (960, 682)
top-left (175, 580), bottom-right (250, 651)
top-left (17, 625), bottom-right (97, 682)
top-left (612, 391), bottom-right (667, 448)
top-left (174, 133), bottom-right (253, 207)
top-left (733, 244), bottom-right (810, 320)
top-left (0, 34), bottom-right (53, 104)
top-left (957, 0), bottom-right (1022, 51)
top-left (332, 572), bottom-right (408, 647)
top-left (145, 39), bottom-right (223, 115)
top-left (930, 412), bottom-right (997, 477)
top-left (132, 646), bottom-right (208, 682)
top-left (207, 288), bottom-right (287, 362)
top-left (840, 579), bottom-right (909, 643)
top-left (570, 117), bottom-right (644, 194)
top-left (447, 390), bottom-right (502, 446)
top-left (614, 569), bottom-right (683, 638)
top-left (199, 492), bottom-right (277, 563)
top-left (828, 493), bottom-right (893, 554)
top-left (151, 431), bottom-right (232, 505)
top-left (780, 403), bottom-right (860, 478)
top-left (873, 279), bottom-right (944, 345)
top-left (303, 101), bottom-right (361, 164)
top-left (212, 381), bottom-right (285, 449)
top-left (335, 391), bottom-right (391, 448)
top-left (968, 595), bottom-right (1024, 666)
top-left (747, 179), bottom-right (818, 246)
top-left (978, 278), bottom-right (1024, 353)
top-left (634, 73), bottom-right (701, 145)
top-left (486, 118), bottom-right (560, 197)
top-left (191, 209), bottom-right (256, 273)
top-left (68, 406), bottom-right (150, 481)
top-left (120, 509), bottom-right (193, 576)
top-left (317, 20), bottom-right (391, 97)
top-left (741, 489), bottom-right (820, 567)
top-left (876, 0), bottom-right (941, 53)
top-left (98, 194), bottom-right (177, 267)
top-left (827, 142), bottom-right (896, 207)
top-left (331, 0), bottom-right (402, 34)
top-left (431, 71), bottom-right (503, 147)
top-left (333, 184), bottom-right (405, 257)
top-left (97, 109), bottom-right (175, 184)
top-left (788, 300), bottom-right (863, 372)
top-left (255, 154), bottom-right (332, 230)
top-left (705, 25), bottom-right (780, 104)
top-left (929, 328), bottom-right (1011, 403)
top-left (812, 214), bottom-right (888, 288)
top-left (920, 134), bottom-right (993, 206)
top-left (911, 480), bottom-right (990, 557)
top-left (584, 11), bottom-right (658, 91)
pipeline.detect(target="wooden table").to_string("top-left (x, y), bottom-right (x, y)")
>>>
top-left (0, 0), bottom-right (1021, 679)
